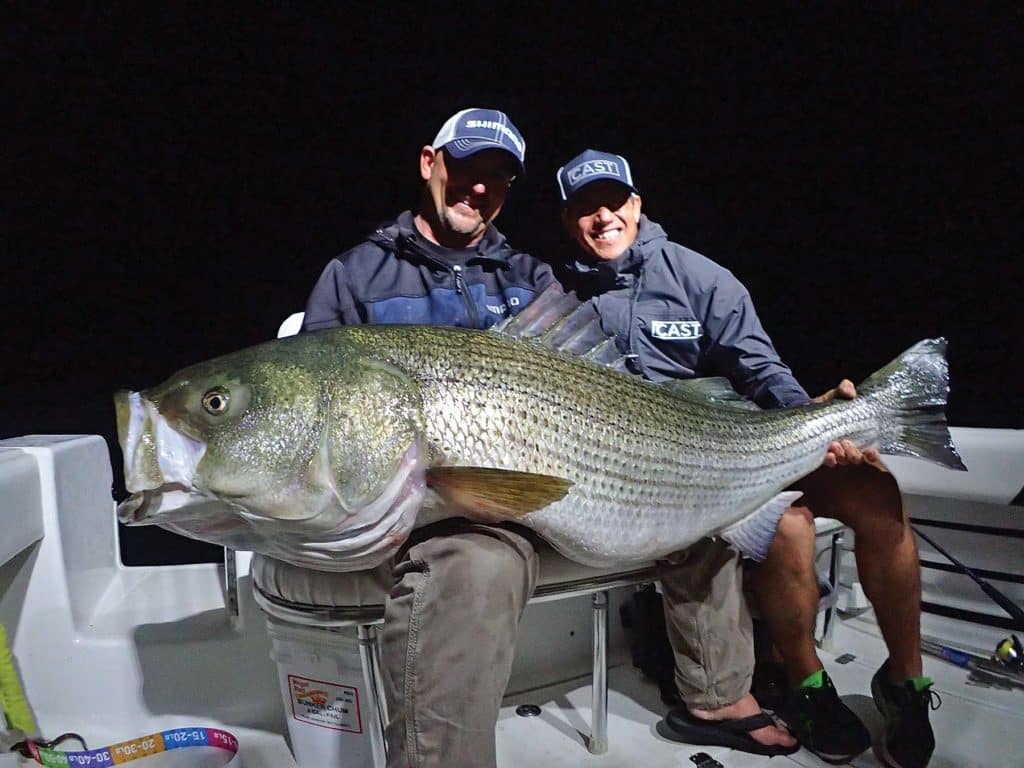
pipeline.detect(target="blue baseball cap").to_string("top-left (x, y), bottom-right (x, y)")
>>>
top-left (556, 149), bottom-right (638, 201)
top-left (432, 108), bottom-right (526, 175)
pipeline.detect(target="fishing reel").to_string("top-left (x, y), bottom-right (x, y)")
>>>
top-left (993, 634), bottom-right (1023, 671)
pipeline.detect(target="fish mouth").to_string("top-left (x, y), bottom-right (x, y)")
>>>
top-left (117, 442), bottom-right (429, 572)
top-left (117, 483), bottom-right (219, 525)
top-left (115, 390), bottom-right (207, 493)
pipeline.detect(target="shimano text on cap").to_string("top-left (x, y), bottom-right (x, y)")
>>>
top-left (432, 108), bottom-right (526, 173)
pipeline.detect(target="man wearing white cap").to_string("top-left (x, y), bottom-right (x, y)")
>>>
top-left (302, 109), bottom-right (556, 768)
top-left (556, 149), bottom-right (939, 768)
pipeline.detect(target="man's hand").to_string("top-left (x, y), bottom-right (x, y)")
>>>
top-left (813, 378), bottom-right (886, 470)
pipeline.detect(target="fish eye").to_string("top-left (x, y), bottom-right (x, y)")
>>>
top-left (202, 389), bottom-right (231, 415)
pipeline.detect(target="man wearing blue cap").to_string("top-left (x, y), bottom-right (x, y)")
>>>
top-left (302, 109), bottom-right (556, 768)
top-left (304, 108), bottom-right (548, 329)
top-left (556, 150), bottom-right (939, 768)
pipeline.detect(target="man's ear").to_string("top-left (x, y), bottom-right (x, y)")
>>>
top-left (632, 194), bottom-right (643, 223)
top-left (420, 146), bottom-right (437, 182)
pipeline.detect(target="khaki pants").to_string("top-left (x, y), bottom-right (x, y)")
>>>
top-left (658, 538), bottom-right (754, 710)
top-left (381, 524), bottom-right (748, 767)
top-left (381, 520), bottom-right (538, 768)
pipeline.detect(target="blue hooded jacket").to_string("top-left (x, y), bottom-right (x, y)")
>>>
top-left (302, 210), bottom-right (557, 331)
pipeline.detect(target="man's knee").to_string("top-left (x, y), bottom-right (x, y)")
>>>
top-left (759, 506), bottom-right (816, 581)
top-left (776, 506), bottom-right (815, 545)
top-left (836, 468), bottom-right (902, 527)
top-left (799, 464), bottom-right (903, 525)
top-left (405, 527), bottom-right (538, 607)
top-left (658, 538), bottom-right (739, 602)
top-left (450, 530), bottom-right (536, 585)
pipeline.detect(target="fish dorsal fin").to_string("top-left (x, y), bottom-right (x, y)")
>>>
top-left (425, 466), bottom-right (572, 524)
top-left (492, 284), bottom-right (582, 338)
top-left (493, 285), bottom-right (630, 371)
top-left (659, 377), bottom-right (761, 411)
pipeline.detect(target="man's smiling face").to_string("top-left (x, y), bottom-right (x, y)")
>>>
top-left (564, 180), bottom-right (642, 261)
top-left (420, 147), bottom-right (515, 246)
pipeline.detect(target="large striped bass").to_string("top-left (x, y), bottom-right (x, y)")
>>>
top-left (115, 290), bottom-right (964, 571)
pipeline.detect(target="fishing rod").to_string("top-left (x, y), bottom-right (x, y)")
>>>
top-left (911, 524), bottom-right (1024, 629)
top-left (910, 525), bottom-right (1024, 686)
top-left (920, 635), bottom-right (1024, 689)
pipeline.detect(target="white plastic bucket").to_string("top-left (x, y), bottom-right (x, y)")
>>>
top-left (265, 618), bottom-right (375, 768)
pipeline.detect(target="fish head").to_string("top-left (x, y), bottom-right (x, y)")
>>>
top-left (115, 336), bottom-right (430, 570)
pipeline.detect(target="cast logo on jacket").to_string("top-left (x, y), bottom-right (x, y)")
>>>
top-left (650, 320), bottom-right (703, 341)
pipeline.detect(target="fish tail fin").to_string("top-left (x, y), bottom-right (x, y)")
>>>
top-left (720, 491), bottom-right (803, 561)
top-left (858, 338), bottom-right (967, 470)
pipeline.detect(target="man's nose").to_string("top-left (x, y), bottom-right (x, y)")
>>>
top-left (471, 181), bottom-right (488, 195)
top-left (595, 206), bottom-right (614, 221)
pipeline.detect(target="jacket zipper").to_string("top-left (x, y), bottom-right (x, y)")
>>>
top-left (387, 230), bottom-right (494, 329)
top-left (451, 264), bottom-right (480, 327)
top-left (627, 253), bottom-right (645, 376)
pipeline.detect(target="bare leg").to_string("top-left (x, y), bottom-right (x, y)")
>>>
top-left (748, 506), bottom-right (823, 686)
top-left (796, 464), bottom-right (923, 681)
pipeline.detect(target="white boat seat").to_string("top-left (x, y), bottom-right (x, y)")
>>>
top-left (251, 523), bottom-right (845, 626)
top-left (251, 545), bottom-right (656, 760)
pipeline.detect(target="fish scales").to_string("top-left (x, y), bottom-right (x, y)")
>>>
top-left (338, 326), bottom-right (880, 565)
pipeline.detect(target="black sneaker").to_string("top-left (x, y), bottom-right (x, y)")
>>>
top-left (780, 669), bottom-right (871, 764)
top-left (871, 659), bottom-right (940, 768)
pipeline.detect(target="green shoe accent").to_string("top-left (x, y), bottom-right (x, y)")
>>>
top-left (799, 669), bottom-right (825, 689)
top-left (781, 669), bottom-right (870, 763)
top-left (909, 675), bottom-right (933, 693)
top-left (871, 659), bottom-right (938, 768)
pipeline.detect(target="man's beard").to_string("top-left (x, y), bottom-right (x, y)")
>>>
top-left (439, 204), bottom-right (486, 237)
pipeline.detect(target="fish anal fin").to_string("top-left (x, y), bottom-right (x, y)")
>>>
top-left (425, 466), bottom-right (572, 523)
top-left (719, 491), bottom-right (803, 561)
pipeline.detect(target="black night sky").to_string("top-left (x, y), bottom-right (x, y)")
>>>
top-left (5, 7), bottom-right (1021, 562)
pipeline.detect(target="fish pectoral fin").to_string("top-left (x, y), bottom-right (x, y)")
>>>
top-left (425, 466), bottom-right (572, 523)
top-left (719, 491), bottom-right (804, 562)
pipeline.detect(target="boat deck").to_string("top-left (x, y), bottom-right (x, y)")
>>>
top-left (219, 608), bottom-right (1023, 768)
top-left (3, 432), bottom-right (1022, 767)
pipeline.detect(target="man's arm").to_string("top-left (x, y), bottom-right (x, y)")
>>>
top-left (701, 281), bottom-right (809, 409)
top-left (529, 257), bottom-right (561, 295)
top-left (702, 282), bottom-right (881, 468)
top-left (301, 256), bottom-right (363, 331)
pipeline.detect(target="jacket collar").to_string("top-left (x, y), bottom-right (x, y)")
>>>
top-left (371, 211), bottom-right (515, 267)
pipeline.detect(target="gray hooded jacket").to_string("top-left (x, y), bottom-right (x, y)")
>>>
top-left (562, 215), bottom-right (809, 409)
